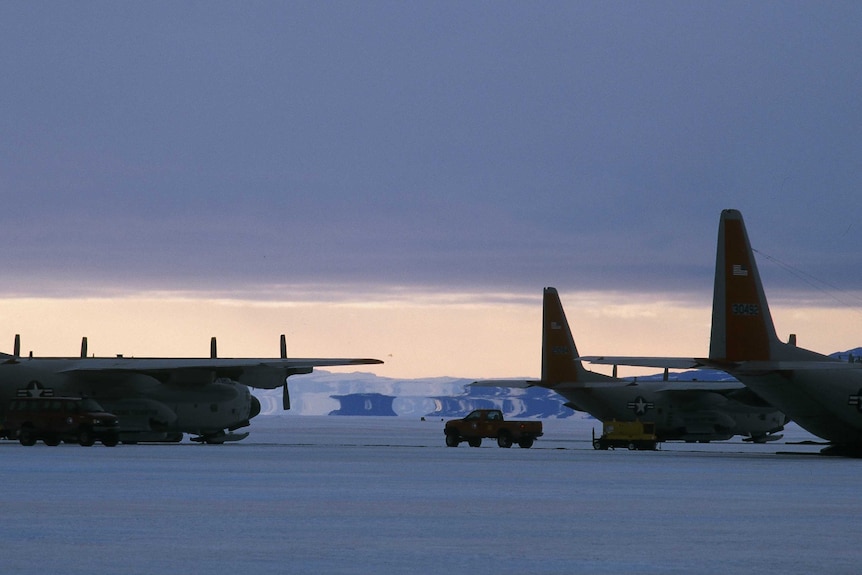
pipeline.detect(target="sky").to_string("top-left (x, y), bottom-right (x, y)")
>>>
top-left (1, 2), bottom-right (861, 378)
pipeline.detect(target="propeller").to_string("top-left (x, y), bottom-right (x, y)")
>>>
top-left (5, 334), bottom-right (23, 363)
top-left (281, 334), bottom-right (290, 410)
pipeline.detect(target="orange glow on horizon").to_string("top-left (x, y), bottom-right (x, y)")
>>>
top-left (0, 291), bottom-right (858, 380)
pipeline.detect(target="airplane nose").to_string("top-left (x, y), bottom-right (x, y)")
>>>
top-left (249, 395), bottom-right (261, 419)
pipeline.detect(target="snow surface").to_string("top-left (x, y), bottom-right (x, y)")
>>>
top-left (2, 416), bottom-right (860, 575)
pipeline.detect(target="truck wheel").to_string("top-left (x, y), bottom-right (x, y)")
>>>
top-left (468, 438), bottom-right (481, 448)
top-left (102, 433), bottom-right (119, 447)
top-left (497, 433), bottom-right (513, 448)
top-left (593, 439), bottom-right (602, 450)
top-left (518, 438), bottom-right (534, 448)
top-left (43, 435), bottom-right (61, 446)
top-left (628, 442), bottom-right (636, 450)
top-left (78, 429), bottom-right (95, 447)
top-left (19, 427), bottom-right (36, 446)
top-left (445, 434), bottom-right (460, 447)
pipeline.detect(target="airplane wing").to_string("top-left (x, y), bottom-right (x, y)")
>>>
top-left (472, 377), bottom-right (747, 394)
top-left (577, 356), bottom-right (708, 370)
top-left (6, 334), bottom-right (383, 411)
top-left (652, 380), bottom-right (746, 393)
top-left (56, 357), bottom-right (383, 389)
top-left (54, 356), bottom-right (383, 412)
top-left (477, 376), bottom-right (751, 393)
top-left (732, 360), bottom-right (862, 373)
top-left (579, 356), bottom-right (862, 374)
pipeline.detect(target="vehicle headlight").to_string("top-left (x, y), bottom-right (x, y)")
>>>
top-left (91, 418), bottom-right (101, 425)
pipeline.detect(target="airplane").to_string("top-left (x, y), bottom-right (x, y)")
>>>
top-left (0, 334), bottom-right (382, 444)
top-left (581, 208), bottom-right (862, 455)
top-left (474, 287), bottom-right (787, 444)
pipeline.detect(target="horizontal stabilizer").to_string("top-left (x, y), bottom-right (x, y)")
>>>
top-left (471, 379), bottom-right (537, 389)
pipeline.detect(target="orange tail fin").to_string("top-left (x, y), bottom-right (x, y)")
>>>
top-left (542, 287), bottom-right (592, 385)
top-left (709, 209), bottom-right (780, 362)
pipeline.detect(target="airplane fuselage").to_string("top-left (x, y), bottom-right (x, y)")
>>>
top-left (557, 381), bottom-right (786, 442)
top-left (0, 358), bottom-right (260, 442)
top-left (732, 364), bottom-right (862, 445)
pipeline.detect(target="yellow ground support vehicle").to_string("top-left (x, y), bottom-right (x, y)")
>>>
top-left (592, 420), bottom-right (658, 451)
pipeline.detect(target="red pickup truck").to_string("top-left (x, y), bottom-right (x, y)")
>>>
top-left (4, 396), bottom-right (121, 447)
top-left (444, 409), bottom-right (543, 448)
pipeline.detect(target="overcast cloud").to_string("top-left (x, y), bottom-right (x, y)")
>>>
top-left (2, 2), bottom-right (861, 302)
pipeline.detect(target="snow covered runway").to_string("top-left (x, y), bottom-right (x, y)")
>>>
top-left (1, 416), bottom-right (858, 574)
